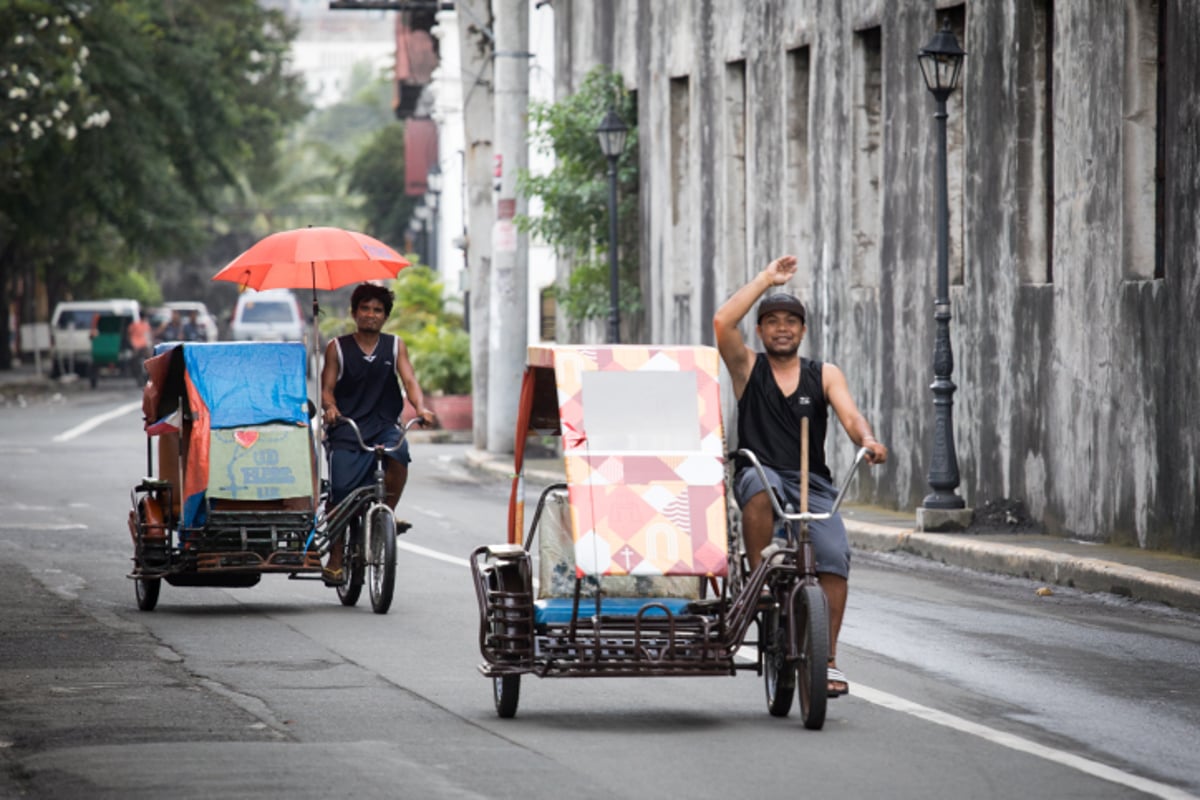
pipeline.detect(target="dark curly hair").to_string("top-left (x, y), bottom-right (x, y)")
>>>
top-left (350, 282), bottom-right (394, 316)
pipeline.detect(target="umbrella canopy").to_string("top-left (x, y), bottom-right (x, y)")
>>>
top-left (213, 226), bottom-right (410, 292)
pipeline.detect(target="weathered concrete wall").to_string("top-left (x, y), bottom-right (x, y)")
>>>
top-left (555, 0), bottom-right (1200, 554)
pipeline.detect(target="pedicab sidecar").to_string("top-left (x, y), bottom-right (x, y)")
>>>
top-left (127, 341), bottom-right (323, 610)
top-left (89, 313), bottom-right (138, 388)
top-left (472, 344), bottom-right (776, 717)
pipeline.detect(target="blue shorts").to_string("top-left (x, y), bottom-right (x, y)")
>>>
top-left (734, 465), bottom-right (851, 578)
top-left (328, 431), bottom-right (410, 506)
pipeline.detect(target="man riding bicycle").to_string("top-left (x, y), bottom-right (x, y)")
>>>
top-left (319, 283), bottom-right (435, 584)
top-left (714, 254), bottom-right (887, 699)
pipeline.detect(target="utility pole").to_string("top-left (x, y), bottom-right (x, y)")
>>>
top-left (486, 0), bottom-right (529, 454)
top-left (455, 0), bottom-right (495, 451)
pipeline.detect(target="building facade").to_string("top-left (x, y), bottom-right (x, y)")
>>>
top-left (551, 0), bottom-right (1200, 554)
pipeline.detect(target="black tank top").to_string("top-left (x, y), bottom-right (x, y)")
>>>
top-left (735, 353), bottom-right (831, 481)
top-left (328, 333), bottom-right (405, 450)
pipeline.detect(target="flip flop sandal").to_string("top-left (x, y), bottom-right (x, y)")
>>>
top-left (827, 666), bottom-right (850, 698)
top-left (321, 566), bottom-right (345, 586)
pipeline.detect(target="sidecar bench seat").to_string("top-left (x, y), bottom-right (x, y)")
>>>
top-left (532, 487), bottom-right (701, 627)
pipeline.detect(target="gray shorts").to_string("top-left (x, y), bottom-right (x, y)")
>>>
top-left (734, 465), bottom-right (851, 578)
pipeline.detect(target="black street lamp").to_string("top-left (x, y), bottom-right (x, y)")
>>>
top-left (917, 19), bottom-right (967, 510)
top-left (595, 106), bottom-right (628, 344)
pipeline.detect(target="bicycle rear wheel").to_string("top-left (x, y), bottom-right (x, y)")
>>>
top-left (763, 601), bottom-right (795, 717)
top-left (796, 582), bottom-right (829, 730)
top-left (336, 519), bottom-right (364, 607)
top-left (367, 506), bottom-right (397, 614)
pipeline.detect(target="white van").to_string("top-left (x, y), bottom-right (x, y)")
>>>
top-left (50, 298), bottom-right (140, 377)
top-left (229, 289), bottom-right (305, 343)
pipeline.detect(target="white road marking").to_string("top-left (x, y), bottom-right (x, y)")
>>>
top-left (0, 522), bottom-right (87, 531)
top-left (52, 401), bottom-right (142, 442)
top-left (409, 505), bottom-right (445, 520)
top-left (851, 684), bottom-right (1197, 800)
top-left (400, 541), bottom-right (1196, 800)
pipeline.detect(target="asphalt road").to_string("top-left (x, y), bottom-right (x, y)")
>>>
top-left (1, 387), bottom-right (1198, 799)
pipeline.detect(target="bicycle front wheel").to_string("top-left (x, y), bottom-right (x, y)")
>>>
top-left (367, 506), bottom-right (397, 614)
top-left (796, 582), bottom-right (829, 730)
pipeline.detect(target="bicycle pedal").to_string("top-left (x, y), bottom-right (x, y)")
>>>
top-left (395, 519), bottom-right (413, 534)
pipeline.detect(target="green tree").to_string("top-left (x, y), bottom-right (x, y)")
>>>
top-left (516, 67), bottom-right (639, 333)
top-left (348, 122), bottom-right (419, 252)
top-left (0, 0), bottom-right (307, 368)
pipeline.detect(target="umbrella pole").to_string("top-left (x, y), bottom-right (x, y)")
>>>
top-left (310, 263), bottom-right (324, 508)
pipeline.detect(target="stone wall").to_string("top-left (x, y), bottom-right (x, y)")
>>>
top-left (553, 0), bottom-right (1199, 554)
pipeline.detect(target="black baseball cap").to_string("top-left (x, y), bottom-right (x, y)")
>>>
top-left (756, 293), bottom-right (806, 324)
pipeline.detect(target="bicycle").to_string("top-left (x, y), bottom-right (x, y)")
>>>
top-left (737, 418), bottom-right (869, 729)
top-left (324, 416), bottom-right (425, 614)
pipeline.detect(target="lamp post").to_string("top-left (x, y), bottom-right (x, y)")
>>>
top-left (426, 163), bottom-right (442, 273)
top-left (917, 19), bottom-right (966, 511)
top-left (413, 204), bottom-right (431, 266)
top-left (595, 106), bottom-right (628, 344)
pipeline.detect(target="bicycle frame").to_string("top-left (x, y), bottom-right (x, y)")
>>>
top-left (317, 416), bottom-right (423, 556)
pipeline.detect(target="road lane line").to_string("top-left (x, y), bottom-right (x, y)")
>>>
top-left (397, 540), bottom-right (471, 568)
top-left (401, 540), bottom-right (1194, 799)
top-left (851, 684), bottom-right (1196, 800)
top-left (52, 401), bottom-right (142, 442)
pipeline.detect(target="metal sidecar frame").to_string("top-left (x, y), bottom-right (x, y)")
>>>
top-left (126, 341), bottom-right (372, 611)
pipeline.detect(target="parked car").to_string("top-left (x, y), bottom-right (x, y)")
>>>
top-left (49, 298), bottom-right (141, 378)
top-left (229, 289), bottom-right (305, 343)
top-left (162, 301), bottom-right (219, 342)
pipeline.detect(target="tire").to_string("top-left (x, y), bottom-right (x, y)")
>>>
top-left (135, 578), bottom-right (161, 611)
top-left (796, 582), bottom-right (830, 730)
top-left (494, 674), bottom-right (520, 718)
top-left (367, 507), bottom-right (397, 614)
top-left (763, 602), bottom-right (795, 717)
top-left (336, 519), bottom-right (364, 607)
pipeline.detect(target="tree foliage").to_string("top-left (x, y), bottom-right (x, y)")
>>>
top-left (0, 0), bottom-right (307, 366)
top-left (348, 122), bottom-right (419, 253)
top-left (516, 67), bottom-right (639, 326)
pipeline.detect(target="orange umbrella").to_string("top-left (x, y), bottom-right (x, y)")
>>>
top-left (213, 226), bottom-right (410, 294)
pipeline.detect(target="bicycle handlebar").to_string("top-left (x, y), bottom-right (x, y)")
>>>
top-left (735, 446), bottom-right (870, 524)
top-left (330, 415), bottom-right (426, 454)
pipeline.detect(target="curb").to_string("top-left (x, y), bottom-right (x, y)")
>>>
top-left (846, 523), bottom-right (1200, 613)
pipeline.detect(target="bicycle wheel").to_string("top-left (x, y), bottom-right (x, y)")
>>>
top-left (336, 519), bottom-right (364, 607)
top-left (367, 507), bottom-right (397, 614)
top-left (494, 674), bottom-right (520, 718)
top-left (796, 582), bottom-right (829, 730)
top-left (763, 601), bottom-right (795, 717)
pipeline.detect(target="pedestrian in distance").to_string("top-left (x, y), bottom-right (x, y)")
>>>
top-left (713, 254), bottom-right (888, 699)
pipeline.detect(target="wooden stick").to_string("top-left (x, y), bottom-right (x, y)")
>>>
top-left (800, 416), bottom-right (809, 514)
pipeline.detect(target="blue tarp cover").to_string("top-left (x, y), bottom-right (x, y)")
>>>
top-left (182, 342), bottom-right (308, 428)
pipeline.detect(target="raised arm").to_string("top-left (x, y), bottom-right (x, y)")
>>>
top-left (713, 255), bottom-right (798, 397)
top-left (822, 362), bottom-right (888, 465)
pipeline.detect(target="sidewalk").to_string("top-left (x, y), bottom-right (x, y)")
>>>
top-left (463, 448), bottom-right (1200, 615)
top-left (0, 360), bottom-right (88, 400)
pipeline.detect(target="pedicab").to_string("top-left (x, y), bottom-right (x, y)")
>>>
top-left (470, 344), bottom-right (867, 729)
top-left (126, 340), bottom-right (418, 614)
top-left (89, 313), bottom-right (138, 388)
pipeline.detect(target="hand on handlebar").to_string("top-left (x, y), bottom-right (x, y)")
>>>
top-left (416, 407), bottom-right (436, 427)
top-left (861, 438), bottom-right (888, 465)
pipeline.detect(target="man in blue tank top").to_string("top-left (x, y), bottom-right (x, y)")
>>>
top-left (319, 283), bottom-right (435, 584)
top-left (714, 254), bottom-right (888, 698)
